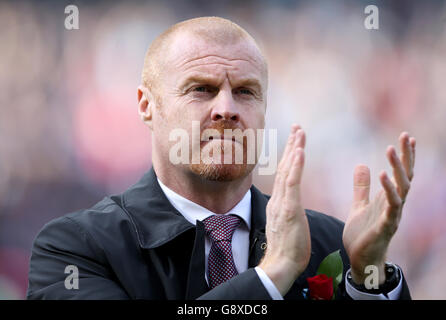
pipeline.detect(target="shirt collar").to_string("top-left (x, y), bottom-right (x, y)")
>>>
top-left (157, 178), bottom-right (252, 230)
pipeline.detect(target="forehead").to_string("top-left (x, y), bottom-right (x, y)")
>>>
top-left (165, 32), bottom-right (267, 84)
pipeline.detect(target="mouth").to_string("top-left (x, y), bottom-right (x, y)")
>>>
top-left (208, 136), bottom-right (236, 142)
top-left (207, 136), bottom-right (243, 146)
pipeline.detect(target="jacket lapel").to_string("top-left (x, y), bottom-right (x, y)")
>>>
top-left (248, 185), bottom-right (268, 267)
top-left (118, 168), bottom-right (210, 298)
top-left (185, 220), bottom-right (209, 299)
top-left (118, 168), bottom-right (195, 250)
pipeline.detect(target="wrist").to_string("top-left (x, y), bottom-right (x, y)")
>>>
top-left (351, 262), bottom-right (386, 286)
top-left (347, 263), bottom-right (400, 294)
top-left (258, 259), bottom-right (301, 296)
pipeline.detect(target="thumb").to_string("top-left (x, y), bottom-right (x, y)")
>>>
top-left (353, 164), bottom-right (370, 208)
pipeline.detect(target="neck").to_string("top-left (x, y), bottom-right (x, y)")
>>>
top-left (153, 162), bottom-right (252, 214)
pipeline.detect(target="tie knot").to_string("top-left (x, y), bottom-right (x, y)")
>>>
top-left (203, 214), bottom-right (241, 242)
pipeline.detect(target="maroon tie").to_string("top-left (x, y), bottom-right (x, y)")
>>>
top-left (203, 214), bottom-right (241, 289)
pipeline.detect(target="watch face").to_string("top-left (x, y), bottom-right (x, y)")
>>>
top-left (385, 264), bottom-right (400, 285)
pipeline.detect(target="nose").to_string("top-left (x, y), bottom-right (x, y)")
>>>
top-left (210, 91), bottom-right (240, 123)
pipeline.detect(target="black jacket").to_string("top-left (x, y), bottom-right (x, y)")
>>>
top-left (26, 168), bottom-right (411, 299)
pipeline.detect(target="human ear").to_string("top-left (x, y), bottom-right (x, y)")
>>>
top-left (137, 85), bottom-right (153, 129)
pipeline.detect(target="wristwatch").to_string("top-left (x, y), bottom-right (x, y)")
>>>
top-left (346, 263), bottom-right (400, 296)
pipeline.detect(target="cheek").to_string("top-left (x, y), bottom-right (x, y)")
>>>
top-left (167, 95), bottom-right (206, 120)
top-left (245, 104), bottom-right (265, 129)
top-left (179, 101), bottom-right (213, 128)
top-left (155, 105), bottom-right (197, 145)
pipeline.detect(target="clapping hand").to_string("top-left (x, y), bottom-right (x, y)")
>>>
top-left (342, 132), bottom-right (416, 285)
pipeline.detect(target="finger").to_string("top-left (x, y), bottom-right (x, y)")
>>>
top-left (352, 164), bottom-right (370, 208)
top-left (410, 137), bottom-right (416, 171)
top-left (399, 132), bottom-right (414, 181)
top-left (285, 147), bottom-right (305, 205)
top-left (292, 129), bottom-right (305, 183)
top-left (295, 128), bottom-right (306, 149)
top-left (281, 126), bottom-right (301, 176)
top-left (282, 129), bottom-right (305, 207)
top-left (379, 171), bottom-right (403, 232)
top-left (386, 145), bottom-right (410, 199)
top-left (379, 171), bottom-right (402, 211)
top-left (273, 125), bottom-right (300, 199)
top-left (277, 125), bottom-right (300, 172)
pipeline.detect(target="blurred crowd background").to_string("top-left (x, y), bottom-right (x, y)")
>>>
top-left (0, 0), bottom-right (445, 299)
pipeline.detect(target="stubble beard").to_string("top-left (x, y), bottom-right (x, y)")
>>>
top-left (189, 140), bottom-right (256, 181)
top-left (190, 162), bottom-right (253, 181)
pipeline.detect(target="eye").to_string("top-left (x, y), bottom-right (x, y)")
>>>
top-left (192, 85), bottom-right (217, 94)
top-left (235, 88), bottom-right (254, 96)
top-left (194, 86), bottom-right (208, 92)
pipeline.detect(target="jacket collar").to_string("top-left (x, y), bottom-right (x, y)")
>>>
top-left (157, 177), bottom-right (252, 230)
top-left (118, 168), bottom-right (267, 250)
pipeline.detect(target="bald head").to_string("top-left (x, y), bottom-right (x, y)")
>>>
top-left (141, 17), bottom-right (267, 93)
top-left (139, 17), bottom-right (269, 187)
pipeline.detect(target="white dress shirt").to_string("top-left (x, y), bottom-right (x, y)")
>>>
top-left (157, 178), bottom-right (403, 300)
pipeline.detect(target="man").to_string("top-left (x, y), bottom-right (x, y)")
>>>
top-left (27, 17), bottom-right (416, 300)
